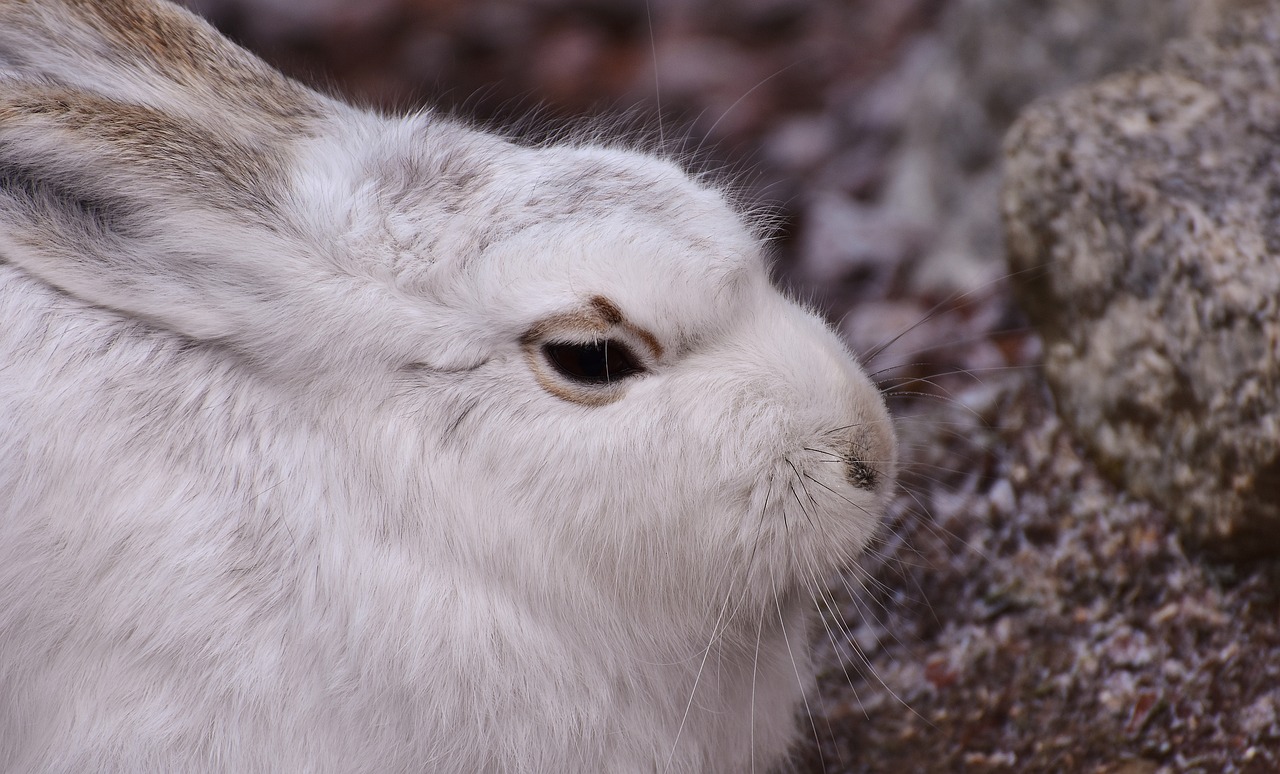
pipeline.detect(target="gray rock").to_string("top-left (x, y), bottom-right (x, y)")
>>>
top-left (1003, 3), bottom-right (1280, 557)
top-left (869, 0), bottom-right (1199, 296)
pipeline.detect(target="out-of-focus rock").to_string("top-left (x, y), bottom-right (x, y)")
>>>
top-left (1003, 3), bottom-right (1280, 557)
top-left (858, 0), bottom-right (1200, 296)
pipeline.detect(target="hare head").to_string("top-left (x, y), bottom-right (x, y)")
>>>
top-left (0, 0), bottom-right (897, 771)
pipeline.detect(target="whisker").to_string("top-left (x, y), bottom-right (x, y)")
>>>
top-left (773, 574), bottom-right (825, 772)
top-left (644, 0), bottom-right (663, 150)
top-left (859, 265), bottom-right (1046, 366)
top-left (899, 485), bottom-right (994, 565)
top-left (827, 614), bottom-right (933, 729)
top-left (865, 326), bottom-right (1040, 376)
top-left (786, 468), bottom-right (816, 529)
top-left (664, 584), bottom-right (737, 772)
top-left (876, 363), bottom-right (1042, 388)
top-left (801, 472), bottom-right (876, 520)
top-left (808, 561), bottom-right (935, 729)
top-left (750, 596), bottom-right (767, 774)
top-left (695, 61), bottom-right (805, 160)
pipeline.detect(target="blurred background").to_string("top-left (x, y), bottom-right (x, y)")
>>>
top-left (176, 1), bottom-right (1275, 770)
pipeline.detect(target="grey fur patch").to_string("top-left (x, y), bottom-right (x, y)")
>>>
top-left (0, 86), bottom-right (286, 220)
top-left (0, 157), bottom-right (135, 241)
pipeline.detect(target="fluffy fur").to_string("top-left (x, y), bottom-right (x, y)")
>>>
top-left (0, 1), bottom-right (898, 771)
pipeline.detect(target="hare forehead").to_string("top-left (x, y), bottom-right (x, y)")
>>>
top-left (531, 147), bottom-right (731, 224)
top-left (316, 122), bottom-right (764, 336)
top-left (513, 150), bottom-right (760, 272)
top-left (477, 221), bottom-right (763, 351)
top-left (363, 136), bottom-right (759, 269)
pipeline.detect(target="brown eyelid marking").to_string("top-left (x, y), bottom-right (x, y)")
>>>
top-left (522, 295), bottom-right (664, 361)
top-left (588, 295), bottom-right (664, 360)
top-left (522, 295), bottom-right (664, 406)
top-left (589, 295), bottom-right (625, 325)
top-left (518, 311), bottom-right (603, 349)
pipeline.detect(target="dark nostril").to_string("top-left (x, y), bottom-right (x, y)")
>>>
top-left (846, 457), bottom-right (879, 491)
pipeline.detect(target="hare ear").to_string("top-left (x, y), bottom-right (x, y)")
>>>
top-left (0, 0), bottom-right (321, 136)
top-left (0, 0), bottom-right (337, 350)
top-left (0, 83), bottom-right (311, 344)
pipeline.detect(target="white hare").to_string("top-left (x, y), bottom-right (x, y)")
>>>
top-left (0, 0), bottom-right (897, 771)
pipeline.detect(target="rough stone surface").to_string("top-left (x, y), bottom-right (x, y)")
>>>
top-left (1003, 3), bottom-right (1280, 557)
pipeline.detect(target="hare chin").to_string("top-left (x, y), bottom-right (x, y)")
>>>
top-left (0, 0), bottom-right (897, 771)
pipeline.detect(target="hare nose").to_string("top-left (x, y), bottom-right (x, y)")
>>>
top-left (844, 422), bottom-right (893, 492)
top-left (846, 454), bottom-right (880, 491)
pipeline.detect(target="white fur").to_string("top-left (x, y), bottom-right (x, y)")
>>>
top-left (0, 1), bottom-right (897, 771)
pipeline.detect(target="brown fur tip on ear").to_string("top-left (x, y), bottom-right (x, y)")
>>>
top-left (69, 0), bottom-right (316, 113)
top-left (0, 85), bottom-right (286, 217)
top-left (1, 0), bottom-right (323, 132)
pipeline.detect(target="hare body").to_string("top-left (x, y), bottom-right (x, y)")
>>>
top-left (0, 1), bottom-right (897, 772)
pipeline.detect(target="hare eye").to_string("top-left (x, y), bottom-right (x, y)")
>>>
top-left (543, 340), bottom-right (644, 384)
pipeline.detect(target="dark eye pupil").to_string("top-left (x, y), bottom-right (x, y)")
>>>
top-left (543, 340), bottom-right (643, 384)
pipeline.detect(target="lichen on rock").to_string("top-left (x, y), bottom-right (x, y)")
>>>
top-left (1002, 2), bottom-right (1280, 557)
